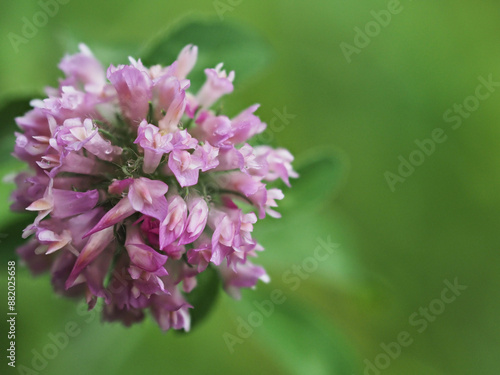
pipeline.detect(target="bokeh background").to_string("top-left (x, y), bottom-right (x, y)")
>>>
top-left (1, 1), bottom-right (499, 374)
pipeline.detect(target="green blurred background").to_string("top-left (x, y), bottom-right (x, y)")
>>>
top-left (1, 0), bottom-right (499, 374)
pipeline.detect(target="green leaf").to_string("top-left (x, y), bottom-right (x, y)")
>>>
top-left (237, 288), bottom-right (359, 375)
top-left (142, 18), bottom-right (273, 90)
top-left (0, 97), bottom-right (35, 239)
top-left (0, 96), bottom-right (33, 128)
top-left (0, 97), bottom-right (34, 159)
top-left (0, 214), bottom-right (34, 262)
top-left (279, 148), bottom-right (348, 212)
top-left (0, 96), bottom-right (35, 140)
top-left (253, 149), bottom-right (362, 289)
top-left (184, 264), bottom-right (221, 331)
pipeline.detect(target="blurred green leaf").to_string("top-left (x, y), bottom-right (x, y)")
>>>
top-left (0, 96), bottom-right (34, 154)
top-left (0, 214), bottom-right (33, 261)
top-left (279, 149), bottom-right (348, 212)
top-left (142, 19), bottom-right (273, 90)
top-left (238, 290), bottom-right (359, 375)
top-left (0, 97), bottom-right (33, 128)
top-left (0, 97), bottom-right (34, 234)
top-left (184, 264), bottom-right (221, 331)
top-left (0, 97), bottom-right (34, 265)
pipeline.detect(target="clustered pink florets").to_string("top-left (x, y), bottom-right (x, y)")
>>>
top-left (12, 43), bottom-right (297, 331)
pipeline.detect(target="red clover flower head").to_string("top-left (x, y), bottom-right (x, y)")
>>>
top-left (11, 43), bottom-right (297, 331)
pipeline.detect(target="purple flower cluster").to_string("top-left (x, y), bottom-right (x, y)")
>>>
top-left (11, 44), bottom-right (297, 331)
